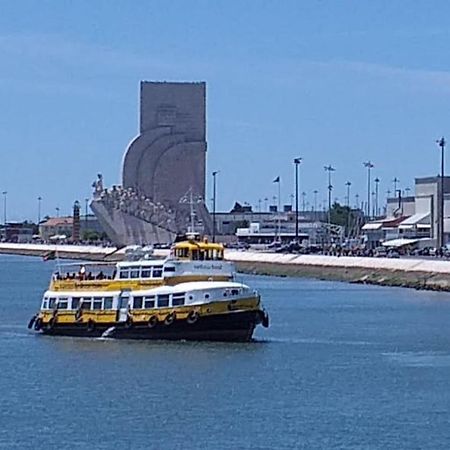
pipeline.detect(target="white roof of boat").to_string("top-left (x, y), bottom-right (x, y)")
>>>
top-left (117, 259), bottom-right (166, 267)
top-left (131, 281), bottom-right (249, 296)
top-left (44, 281), bottom-right (249, 298)
top-left (45, 290), bottom-right (122, 297)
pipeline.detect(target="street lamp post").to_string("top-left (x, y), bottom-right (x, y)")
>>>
top-left (363, 161), bottom-right (374, 219)
top-left (374, 177), bottom-right (380, 217)
top-left (37, 196), bottom-right (42, 225)
top-left (313, 190), bottom-right (318, 215)
top-left (84, 198), bottom-right (89, 237)
top-left (2, 191), bottom-right (7, 225)
top-left (324, 165), bottom-right (335, 227)
top-left (436, 137), bottom-right (446, 248)
top-left (345, 181), bottom-right (351, 208)
top-left (345, 182), bottom-right (351, 237)
top-left (294, 158), bottom-right (302, 241)
top-left (392, 177), bottom-right (399, 194)
top-left (212, 171), bottom-right (219, 243)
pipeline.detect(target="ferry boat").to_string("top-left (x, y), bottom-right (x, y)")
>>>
top-left (28, 281), bottom-right (269, 342)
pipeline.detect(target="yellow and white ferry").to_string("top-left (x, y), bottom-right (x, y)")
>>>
top-left (28, 236), bottom-right (269, 341)
top-left (28, 281), bottom-right (269, 342)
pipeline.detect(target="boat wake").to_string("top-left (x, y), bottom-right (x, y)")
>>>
top-left (255, 336), bottom-right (375, 346)
top-left (382, 351), bottom-right (450, 367)
top-left (100, 327), bottom-right (116, 338)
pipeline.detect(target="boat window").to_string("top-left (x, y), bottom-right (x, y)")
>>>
top-left (104, 297), bottom-right (113, 309)
top-left (163, 266), bottom-right (176, 273)
top-left (71, 298), bottom-right (80, 310)
top-left (144, 296), bottom-right (155, 308)
top-left (172, 294), bottom-right (185, 306)
top-left (119, 268), bottom-right (130, 279)
top-left (57, 298), bottom-right (69, 310)
top-left (48, 298), bottom-right (56, 309)
top-left (130, 269), bottom-right (140, 279)
top-left (176, 248), bottom-right (189, 258)
top-left (204, 293), bottom-right (210, 299)
top-left (157, 294), bottom-right (170, 307)
top-left (189, 295), bottom-right (194, 300)
top-left (133, 296), bottom-right (143, 309)
top-left (41, 297), bottom-right (48, 309)
top-left (153, 267), bottom-right (163, 278)
top-left (93, 297), bottom-right (103, 310)
top-left (81, 298), bottom-right (92, 310)
top-left (191, 250), bottom-right (199, 260)
top-left (141, 268), bottom-right (152, 278)
top-left (231, 289), bottom-right (239, 295)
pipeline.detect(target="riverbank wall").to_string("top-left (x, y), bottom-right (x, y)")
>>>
top-left (225, 251), bottom-right (450, 292)
top-left (2, 243), bottom-right (450, 291)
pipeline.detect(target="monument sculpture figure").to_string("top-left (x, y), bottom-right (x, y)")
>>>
top-left (91, 81), bottom-right (212, 246)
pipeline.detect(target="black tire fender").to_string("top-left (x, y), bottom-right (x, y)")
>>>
top-left (34, 318), bottom-right (43, 331)
top-left (28, 315), bottom-right (37, 330)
top-left (164, 312), bottom-right (176, 326)
top-left (147, 315), bottom-right (158, 328)
top-left (87, 319), bottom-right (96, 332)
top-left (186, 310), bottom-right (199, 325)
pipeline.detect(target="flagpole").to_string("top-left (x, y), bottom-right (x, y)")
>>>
top-left (278, 179), bottom-right (281, 240)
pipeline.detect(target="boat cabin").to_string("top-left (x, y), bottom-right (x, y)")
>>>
top-left (171, 240), bottom-right (224, 261)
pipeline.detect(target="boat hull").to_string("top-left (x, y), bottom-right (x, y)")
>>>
top-left (37, 310), bottom-right (264, 343)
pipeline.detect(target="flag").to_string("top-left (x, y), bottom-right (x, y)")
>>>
top-left (273, 176), bottom-right (280, 183)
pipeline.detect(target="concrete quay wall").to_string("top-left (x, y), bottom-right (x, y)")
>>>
top-left (225, 251), bottom-right (450, 292)
top-left (2, 243), bottom-right (450, 291)
top-left (0, 243), bottom-right (168, 262)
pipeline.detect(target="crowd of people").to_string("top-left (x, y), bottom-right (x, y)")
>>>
top-left (94, 184), bottom-right (176, 231)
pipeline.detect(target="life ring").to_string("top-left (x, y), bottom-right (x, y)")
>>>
top-left (27, 315), bottom-right (37, 330)
top-left (147, 315), bottom-right (158, 328)
top-left (34, 318), bottom-right (43, 331)
top-left (186, 310), bottom-right (199, 325)
top-left (87, 319), bottom-right (96, 332)
top-left (164, 312), bottom-right (176, 326)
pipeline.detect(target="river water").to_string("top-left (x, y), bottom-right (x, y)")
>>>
top-left (1, 255), bottom-right (450, 449)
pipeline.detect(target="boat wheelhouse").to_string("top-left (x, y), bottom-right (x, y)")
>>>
top-left (29, 281), bottom-right (269, 342)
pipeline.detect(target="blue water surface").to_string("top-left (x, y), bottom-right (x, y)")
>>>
top-left (1, 255), bottom-right (450, 449)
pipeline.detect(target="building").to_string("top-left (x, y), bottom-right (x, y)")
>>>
top-left (91, 81), bottom-right (211, 246)
top-left (1, 222), bottom-right (35, 243)
top-left (363, 176), bottom-right (450, 248)
top-left (39, 217), bottom-right (73, 241)
top-left (38, 214), bottom-right (105, 242)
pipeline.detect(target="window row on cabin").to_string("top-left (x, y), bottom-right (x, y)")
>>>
top-left (174, 248), bottom-right (224, 260)
top-left (118, 265), bottom-right (164, 279)
top-left (42, 293), bottom-right (186, 311)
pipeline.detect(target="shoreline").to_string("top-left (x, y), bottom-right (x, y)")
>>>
top-left (226, 251), bottom-right (450, 292)
top-left (2, 243), bottom-right (450, 292)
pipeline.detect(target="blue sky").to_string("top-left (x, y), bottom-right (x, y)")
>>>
top-left (1, 0), bottom-right (450, 220)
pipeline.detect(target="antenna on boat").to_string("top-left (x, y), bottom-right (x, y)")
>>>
top-left (179, 187), bottom-right (203, 234)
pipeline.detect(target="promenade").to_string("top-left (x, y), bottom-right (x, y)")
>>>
top-left (2, 243), bottom-right (450, 291)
